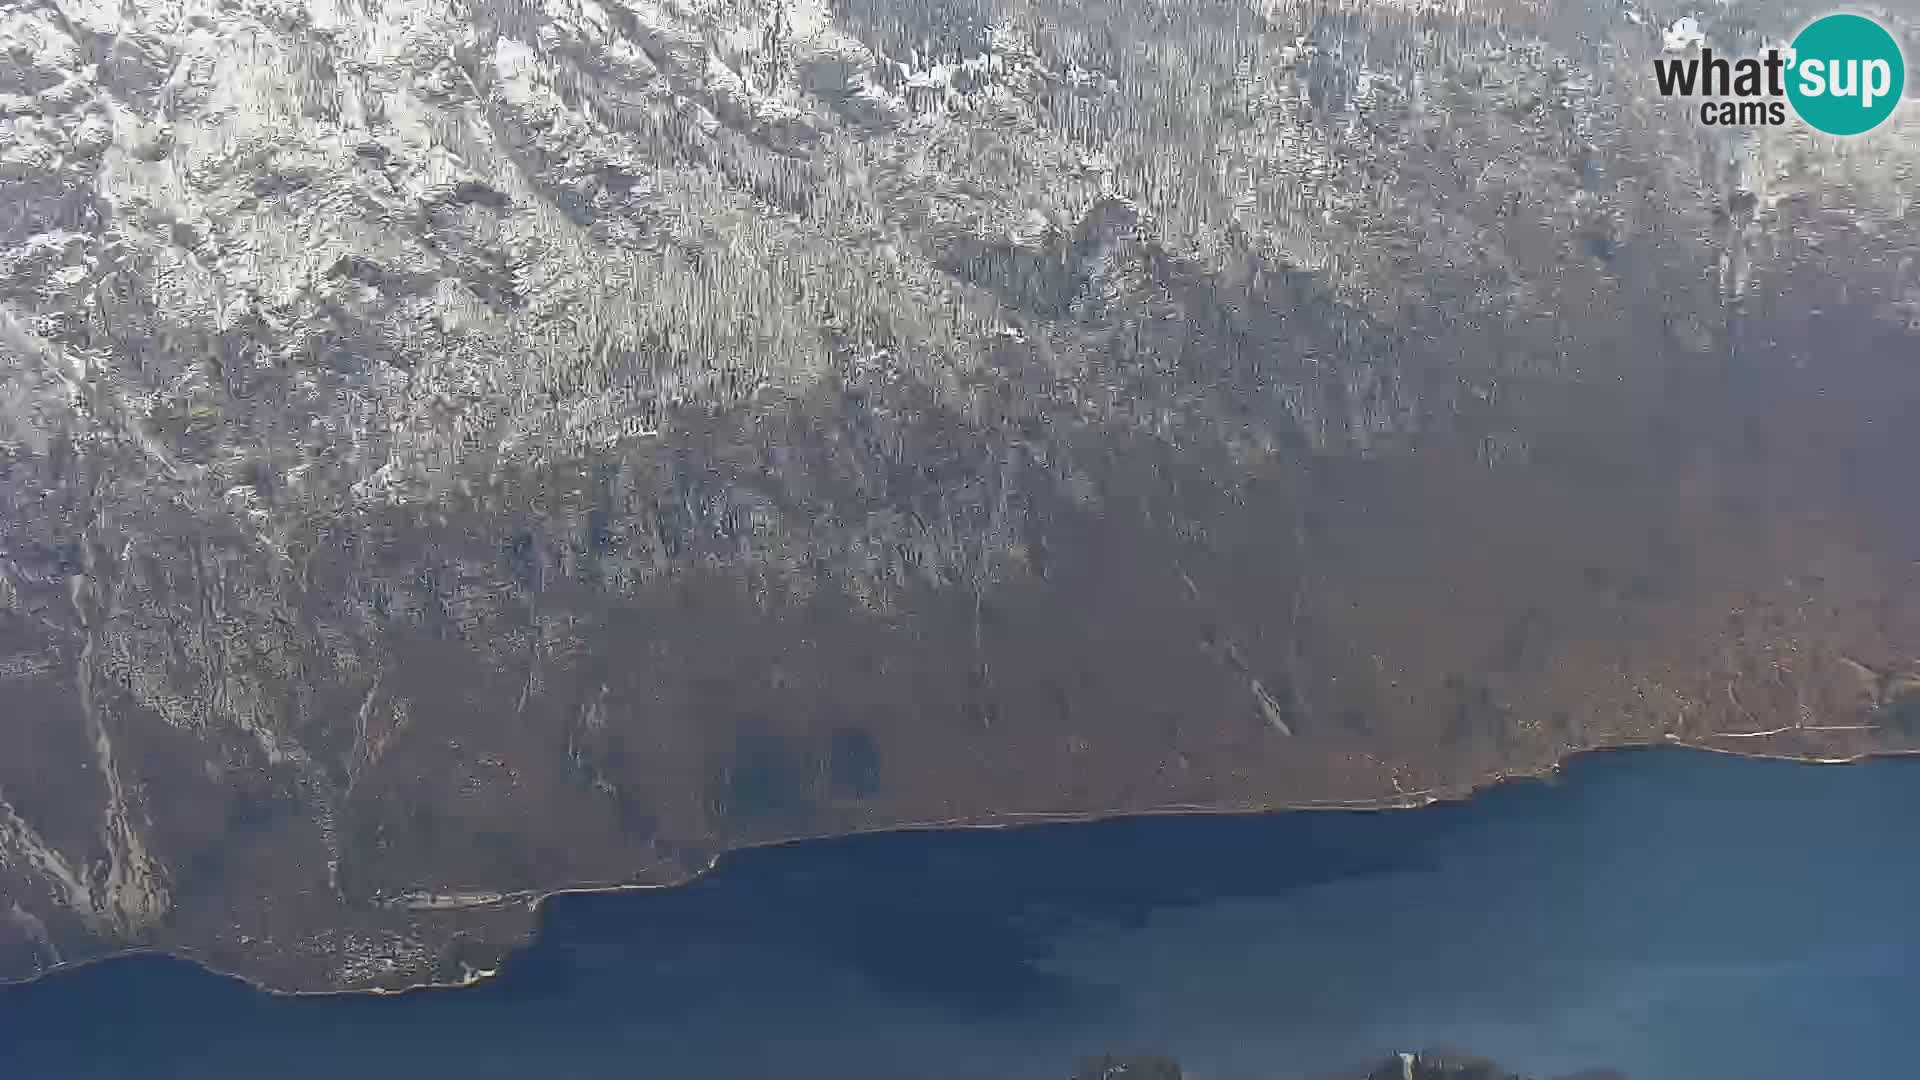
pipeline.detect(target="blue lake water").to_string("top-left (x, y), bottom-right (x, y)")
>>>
top-left (2, 749), bottom-right (1915, 1079)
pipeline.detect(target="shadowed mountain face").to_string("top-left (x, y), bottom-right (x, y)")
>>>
top-left (1, 0), bottom-right (1918, 990)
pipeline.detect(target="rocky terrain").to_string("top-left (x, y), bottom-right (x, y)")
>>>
top-left (1073, 1048), bottom-right (1621, 1079)
top-left (1337, 1050), bottom-right (1622, 1080)
top-left (2, 0), bottom-right (1920, 991)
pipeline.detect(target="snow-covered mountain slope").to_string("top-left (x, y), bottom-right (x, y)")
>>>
top-left (1, 0), bottom-right (1918, 990)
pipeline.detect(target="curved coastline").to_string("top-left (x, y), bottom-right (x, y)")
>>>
top-left (3, 738), bottom-right (1914, 1001)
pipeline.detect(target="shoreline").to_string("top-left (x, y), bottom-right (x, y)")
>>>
top-left (4, 737), bottom-right (1913, 1001)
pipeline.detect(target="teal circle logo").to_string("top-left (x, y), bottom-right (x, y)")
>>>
top-left (1787, 14), bottom-right (1906, 135)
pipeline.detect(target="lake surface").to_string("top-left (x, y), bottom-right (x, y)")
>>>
top-left (2, 749), bottom-right (1915, 1080)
